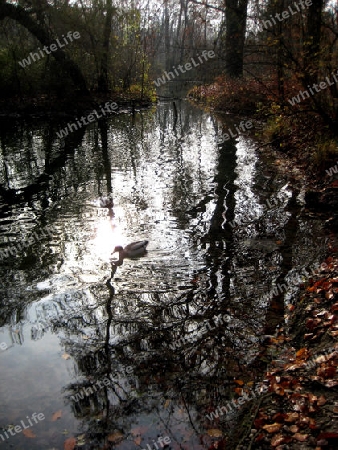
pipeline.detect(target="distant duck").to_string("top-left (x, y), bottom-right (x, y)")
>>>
top-left (98, 193), bottom-right (114, 208)
top-left (112, 240), bottom-right (149, 259)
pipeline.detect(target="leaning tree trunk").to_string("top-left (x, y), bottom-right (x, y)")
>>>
top-left (224, 0), bottom-right (248, 78)
top-left (0, 0), bottom-right (88, 93)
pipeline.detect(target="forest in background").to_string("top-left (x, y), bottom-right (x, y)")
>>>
top-left (0, 0), bottom-right (338, 162)
top-left (0, 0), bottom-right (222, 100)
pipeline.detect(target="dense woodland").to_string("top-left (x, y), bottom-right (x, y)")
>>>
top-left (0, 0), bottom-right (338, 155)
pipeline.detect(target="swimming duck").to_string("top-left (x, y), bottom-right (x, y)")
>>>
top-left (112, 240), bottom-right (149, 259)
top-left (98, 193), bottom-right (114, 208)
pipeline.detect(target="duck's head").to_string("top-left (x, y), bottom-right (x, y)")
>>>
top-left (113, 245), bottom-right (124, 253)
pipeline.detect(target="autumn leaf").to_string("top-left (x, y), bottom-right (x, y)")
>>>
top-left (52, 410), bottom-right (62, 421)
top-left (273, 385), bottom-right (285, 396)
top-left (23, 428), bottom-right (36, 438)
top-left (62, 353), bottom-right (71, 360)
top-left (307, 393), bottom-right (318, 404)
top-left (234, 379), bottom-right (244, 385)
top-left (272, 412), bottom-right (286, 423)
top-left (262, 423), bottom-right (283, 433)
top-left (307, 418), bottom-right (317, 430)
top-left (207, 429), bottom-right (223, 437)
top-left (284, 412), bottom-right (299, 423)
top-left (134, 436), bottom-right (142, 446)
top-left (317, 366), bottom-right (336, 378)
top-left (285, 362), bottom-right (305, 371)
top-left (64, 437), bottom-right (77, 450)
top-left (306, 318), bottom-right (322, 330)
top-left (292, 433), bottom-right (308, 442)
top-left (255, 433), bottom-right (265, 442)
top-left (296, 348), bottom-right (309, 359)
top-left (326, 291), bottom-right (334, 300)
top-left (271, 433), bottom-right (285, 447)
top-left (107, 432), bottom-right (124, 443)
top-left (317, 432), bottom-right (338, 439)
top-left (254, 418), bottom-right (267, 428)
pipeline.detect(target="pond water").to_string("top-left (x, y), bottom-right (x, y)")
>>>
top-left (0, 100), bottom-right (328, 449)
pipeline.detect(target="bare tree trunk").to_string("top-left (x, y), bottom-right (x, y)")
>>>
top-left (276, 0), bottom-right (285, 101)
top-left (224, 0), bottom-right (248, 78)
top-left (304, 0), bottom-right (323, 83)
top-left (164, 0), bottom-right (171, 66)
top-left (98, 0), bottom-right (114, 92)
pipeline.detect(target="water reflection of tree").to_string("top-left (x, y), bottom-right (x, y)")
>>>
top-left (1, 109), bottom-right (319, 449)
top-left (59, 126), bottom-right (278, 446)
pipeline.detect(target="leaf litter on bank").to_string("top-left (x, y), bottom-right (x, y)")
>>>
top-left (232, 250), bottom-right (338, 449)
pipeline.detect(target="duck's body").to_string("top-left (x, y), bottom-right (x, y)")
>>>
top-left (98, 193), bottom-right (114, 209)
top-left (112, 240), bottom-right (148, 259)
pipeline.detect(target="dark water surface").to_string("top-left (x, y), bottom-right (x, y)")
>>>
top-left (0, 101), bottom-right (328, 449)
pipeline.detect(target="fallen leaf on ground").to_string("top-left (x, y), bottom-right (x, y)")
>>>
top-left (64, 437), bottom-right (77, 450)
top-left (107, 432), bottom-right (124, 443)
top-left (284, 412), bottom-right (299, 423)
top-left (293, 433), bottom-right (308, 442)
top-left (272, 412), bottom-right (286, 423)
top-left (285, 362), bottom-right (305, 371)
top-left (317, 395), bottom-right (327, 406)
top-left (317, 366), bottom-right (336, 378)
top-left (262, 423), bottom-right (283, 433)
top-left (134, 436), bottom-right (142, 446)
top-left (23, 428), bottom-right (36, 438)
top-left (207, 429), bottom-right (223, 437)
top-left (317, 432), bottom-right (338, 439)
top-left (296, 348), bottom-right (309, 359)
top-left (62, 353), bottom-right (71, 360)
top-left (52, 410), bottom-right (62, 421)
top-left (271, 433), bottom-right (285, 447)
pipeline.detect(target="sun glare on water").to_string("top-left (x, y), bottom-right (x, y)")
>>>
top-left (91, 216), bottom-right (125, 261)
